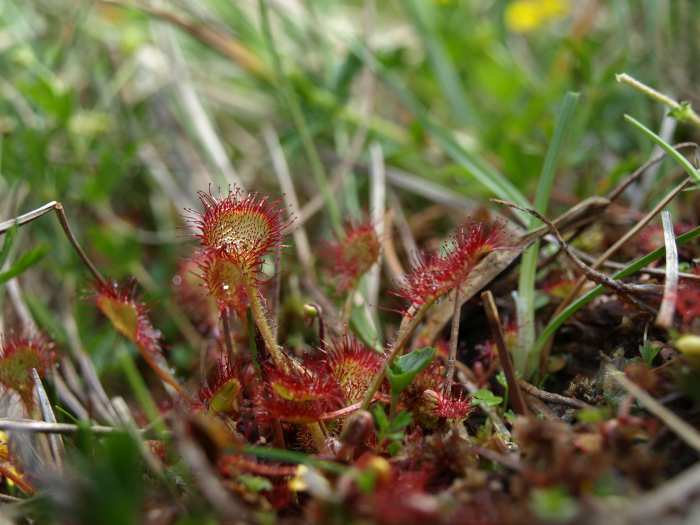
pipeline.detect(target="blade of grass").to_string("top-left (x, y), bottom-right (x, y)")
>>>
top-left (242, 445), bottom-right (347, 474)
top-left (0, 244), bottom-right (48, 285)
top-left (118, 347), bottom-right (168, 436)
top-left (403, 0), bottom-right (472, 125)
top-left (258, 0), bottom-right (341, 233)
top-left (516, 92), bottom-right (579, 377)
top-left (531, 224), bottom-right (700, 359)
top-left (625, 115), bottom-right (700, 184)
top-left (350, 42), bottom-right (529, 211)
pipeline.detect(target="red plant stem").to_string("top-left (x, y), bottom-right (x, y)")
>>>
top-left (359, 301), bottom-right (432, 411)
top-left (221, 307), bottom-right (236, 362)
top-left (321, 393), bottom-right (392, 421)
top-left (481, 291), bottom-right (528, 416)
top-left (444, 284), bottom-right (462, 393)
top-left (141, 350), bottom-right (195, 404)
top-left (246, 283), bottom-right (288, 371)
top-left (0, 464), bottom-right (33, 494)
top-left (219, 455), bottom-right (297, 477)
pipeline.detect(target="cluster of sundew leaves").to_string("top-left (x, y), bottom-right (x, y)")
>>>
top-left (0, 186), bottom-right (509, 512)
top-left (87, 188), bottom-right (507, 428)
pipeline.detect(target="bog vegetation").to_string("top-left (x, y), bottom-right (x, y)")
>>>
top-left (0, 1), bottom-right (699, 524)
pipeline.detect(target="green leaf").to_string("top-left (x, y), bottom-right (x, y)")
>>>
top-left (576, 406), bottom-right (610, 424)
top-left (530, 486), bottom-right (579, 522)
top-left (0, 244), bottom-right (48, 285)
top-left (242, 446), bottom-right (346, 474)
top-left (350, 42), bottom-right (529, 210)
top-left (390, 410), bottom-right (413, 432)
top-left (0, 224), bottom-right (18, 269)
top-left (517, 91), bottom-right (579, 378)
top-left (372, 404), bottom-right (390, 432)
top-left (471, 388), bottom-right (503, 407)
top-left (625, 114), bottom-right (700, 184)
top-left (639, 341), bottom-right (661, 366)
top-left (403, 0), bottom-right (472, 125)
top-left (237, 474), bottom-right (273, 493)
top-left (386, 346), bottom-right (436, 395)
top-left (350, 301), bottom-right (381, 351)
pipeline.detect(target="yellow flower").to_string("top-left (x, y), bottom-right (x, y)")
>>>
top-left (505, 0), bottom-right (569, 33)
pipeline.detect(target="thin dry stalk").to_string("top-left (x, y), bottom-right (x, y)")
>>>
top-left (517, 379), bottom-right (590, 409)
top-left (263, 126), bottom-right (313, 274)
top-left (655, 210), bottom-right (679, 328)
top-left (32, 369), bottom-right (64, 471)
top-left (444, 286), bottom-right (462, 394)
top-left (481, 291), bottom-right (528, 415)
top-left (368, 142), bottom-right (386, 315)
top-left (608, 366), bottom-right (700, 453)
top-left (499, 200), bottom-right (659, 313)
top-left (0, 419), bottom-right (124, 435)
top-left (536, 177), bottom-right (690, 370)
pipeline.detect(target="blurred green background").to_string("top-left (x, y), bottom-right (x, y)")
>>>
top-left (0, 0), bottom-right (697, 374)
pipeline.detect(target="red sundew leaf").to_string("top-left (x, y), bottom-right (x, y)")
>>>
top-left (94, 280), bottom-right (161, 357)
top-left (676, 269), bottom-right (700, 325)
top-left (172, 255), bottom-right (219, 334)
top-left (199, 353), bottom-right (242, 415)
top-left (195, 247), bottom-right (257, 317)
top-left (265, 361), bottom-right (342, 403)
top-left (0, 335), bottom-right (55, 410)
top-left (394, 220), bottom-right (510, 309)
top-left (322, 219), bottom-right (381, 291)
top-left (325, 336), bottom-right (385, 404)
top-left (188, 187), bottom-right (290, 262)
top-left (421, 389), bottom-right (472, 421)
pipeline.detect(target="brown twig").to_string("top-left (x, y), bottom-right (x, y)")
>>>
top-left (481, 290), bottom-right (528, 415)
top-left (518, 379), bottom-right (590, 409)
top-left (496, 200), bottom-right (658, 314)
top-left (536, 177), bottom-right (692, 371)
top-left (606, 142), bottom-right (697, 201)
top-left (53, 203), bottom-right (107, 287)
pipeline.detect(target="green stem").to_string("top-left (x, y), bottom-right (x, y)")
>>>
top-left (307, 422), bottom-right (326, 451)
top-left (617, 73), bottom-right (700, 128)
top-left (246, 283), bottom-right (287, 371)
top-left (516, 92), bottom-right (578, 378)
top-left (119, 349), bottom-right (168, 435)
top-left (360, 302), bottom-right (431, 410)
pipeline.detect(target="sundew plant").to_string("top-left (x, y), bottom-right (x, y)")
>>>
top-left (0, 1), bottom-right (699, 524)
